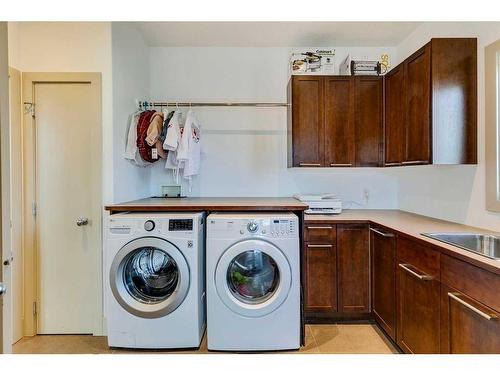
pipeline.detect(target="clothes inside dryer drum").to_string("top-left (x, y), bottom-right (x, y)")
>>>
top-left (226, 250), bottom-right (280, 305)
top-left (123, 247), bottom-right (179, 304)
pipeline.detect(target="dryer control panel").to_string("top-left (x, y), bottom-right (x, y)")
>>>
top-left (208, 215), bottom-right (298, 239)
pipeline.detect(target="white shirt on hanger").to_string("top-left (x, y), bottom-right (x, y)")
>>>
top-left (179, 109), bottom-right (202, 182)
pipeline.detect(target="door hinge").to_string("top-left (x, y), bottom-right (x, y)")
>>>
top-left (23, 102), bottom-right (35, 117)
top-left (33, 301), bottom-right (37, 316)
top-left (32, 202), bottom-right (37, 217)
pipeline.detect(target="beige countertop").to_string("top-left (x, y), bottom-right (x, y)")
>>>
top-left (306, 209), bottom-right (500, 275)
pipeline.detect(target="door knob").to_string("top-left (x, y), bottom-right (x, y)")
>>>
top-left (0, 283), bottom-right (6, 296)
top-left (76, 217), bottom-right (89, 226)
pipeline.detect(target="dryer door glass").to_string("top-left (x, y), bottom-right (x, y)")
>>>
top-left (123, 247), bottom-right (179, 304)
top-left (226, 250), bottom-right (280, 304)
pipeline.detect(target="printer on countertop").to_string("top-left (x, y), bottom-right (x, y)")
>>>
top-left (293, 194), bottom-right (342, 215)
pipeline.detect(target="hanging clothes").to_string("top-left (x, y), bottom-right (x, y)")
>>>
top-left (137, 110), bottom-right (161, 163)
top-left (124, 111), bottom-right (150, 167)
top-left (159, 110), bottom-right (175, 144)
top-left (178, 109), bottom-right (202, 191)
top-left (163, 111), bottom-right (184, 183)
top-left (146, 111), bottom-right (168, 159)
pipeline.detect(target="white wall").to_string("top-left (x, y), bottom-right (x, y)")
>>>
top-left (147, 46), bottom-right (399, 208)
top-left (111, 23), bottom-right (151, 203)
top-left (7, 22), bottom-right (114, 204)
top-left (395, 22), bottom-right (500, 231)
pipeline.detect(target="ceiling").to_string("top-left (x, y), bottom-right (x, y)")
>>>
top-left (132, 22), bottom-right (422, 47)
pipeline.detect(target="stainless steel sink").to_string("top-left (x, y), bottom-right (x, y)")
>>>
top-left (421, 233), bottom-right (500, 260)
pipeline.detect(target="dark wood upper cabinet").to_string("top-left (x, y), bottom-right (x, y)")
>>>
top-left (370, 227), bottom-right (397, 341)
top-left (431, 38), bottom-right (477, 164)
top-left (384, 38), bottom-right (477, 166)
top-left (324, 77), bottom-right (355, 167)
top-left (384, 64), bottom-right (406, 166)
top-left (289, 76), bottom-right (324, 167)
top-left (289, 38), bottom-right (477, 168)
top-left (405, 43), bottom-right (432, 165)
top-left (354, 77), bottom-right (383, 167)
top-left (288, 75), bottom-right (381, 168)
top-left (337, 224), bottom-right (370, 313)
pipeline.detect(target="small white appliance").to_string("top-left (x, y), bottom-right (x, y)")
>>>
top-left (206, 213), bottom-right (300, 351)
top-left (105, 212), bottom-right (205, 349)
top-left (294, 194), bottom-right (342, 214)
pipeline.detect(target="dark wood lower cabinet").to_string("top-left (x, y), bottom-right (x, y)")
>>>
top-left (441, 286), bottom-right (500, 353)
top-left (337, 224), bottom-right (370, 313)
top-left (440, 254), bottom-right (500, 353)
top-left (304, 224), bottom-right (337, 315)
top-left (397, 262), bottom-right (440, 353)
top-left (304, 242), bottom-right (337, 314)
top-left (303, 221), bottom-right (500, 353)
top-left (370, 227), bottom-right (396, 341)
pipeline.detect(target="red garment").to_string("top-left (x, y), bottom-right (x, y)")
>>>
top-left (136, 110), bottom-right (160, 163)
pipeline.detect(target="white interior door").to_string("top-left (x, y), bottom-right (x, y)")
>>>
top-left (33, 78), bottom-right (101, 334)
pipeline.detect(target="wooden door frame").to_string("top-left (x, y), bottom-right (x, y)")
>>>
top-left (22, 72), bottom-right (102, 336)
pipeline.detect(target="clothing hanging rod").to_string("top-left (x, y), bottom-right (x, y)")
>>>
top-left (139, 101), bottom-right (289, 108)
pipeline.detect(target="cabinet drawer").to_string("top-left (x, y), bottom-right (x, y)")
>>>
top-left (305, 224), bottom-right (336, 243)
top-left (397, 236), bottom-right (440, 280)
top-left (441, 254), bottom-right (500, 312)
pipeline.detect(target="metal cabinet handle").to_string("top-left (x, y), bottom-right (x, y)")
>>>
top-left (299, 163), bottom-right (321, 167)
top-left (448, 292), bottom-right (499, 321)
top-left (398, 263), bottom-right (433, 281)
top-left (402, 160), bottom-right (427, 165)
top-left (370, 227), bottom-right (395, 237)
top-left (330, 163), bottom-right (352, 167)
top-left (0, 283), bottom-right (6, 296)
top-left (76, 217), bottom-right (89, 226)
top-left (307, 226), bottom-right (333, 229)
top-left (307, 244), bottom-right (333, 248)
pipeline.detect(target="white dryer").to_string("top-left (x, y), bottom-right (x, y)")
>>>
top-left (206, 213), bottom-right (300, 351)
top-left (105, 212), bottom-right (205, 349)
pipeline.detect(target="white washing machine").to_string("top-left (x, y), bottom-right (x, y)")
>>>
top-left (206, 213), bottom-right (300, 351)
top-left (105, 212), bottom-right (205, 349)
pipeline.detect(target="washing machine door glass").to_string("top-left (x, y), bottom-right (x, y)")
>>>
top-left (215, 239), bottom-right (292, 318)
top-left (227, 250), bottom-right (280, 304)
top-left (123, 247), bottom-right (179, 304)
top-left (110, 237), bottom-right (190, 319)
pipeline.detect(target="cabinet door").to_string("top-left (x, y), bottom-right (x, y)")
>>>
top-left (397, 262), bottom-right (440, 353)
top-left (384, 64), bottom-right (406, 166)
top-left (441, 286), bottom-right (500, 353)
top-left (291, 76), bottom-right (324, 167)
top-left (324, 77), bottom-right (354, 167)
top-left (304, 242), bottom-right (337, 314)
top-left (354, 77), bottom-right (383, 167)
top-left (370, 227), bottom-right (396, 341)
top-left (337, 224), bottom-right (370, 313)
top-left (405, 43), bottom-right (431, 165)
